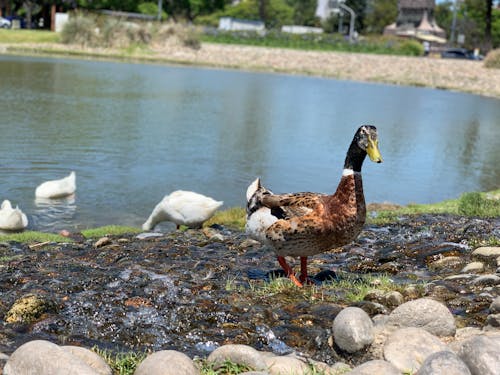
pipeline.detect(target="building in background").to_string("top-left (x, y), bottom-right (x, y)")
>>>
top-left (384, 0), bottom-right (445, 40)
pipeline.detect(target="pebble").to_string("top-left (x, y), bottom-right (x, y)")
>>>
top-left (94, 237), bottom-right (111, 248)
top-left (383, 327), bottom-right (450, 373)
top-left (387, 298), bottom-right (456, 337)
top-left (460, 261), bottom-right (484, 274)
top-left (490, 296), bottom-right (500, 313)
top-left (332, 307), bottom-right (374, 353)
top-left (471, 274), bottom-right (500, 286)
top-left (472, 247), bottom-right (500, 263)
top-left (264, 355), bottom-right (309, 375)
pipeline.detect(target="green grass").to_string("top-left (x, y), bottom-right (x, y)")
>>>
top-left (92, 347), bottom-right (147, 375)
top-left (201, 31), bottom-right (424, 56)
top-left (368, 189), bottom-right (500, 225)
top-left (81, 225), bottom-right (141, 238)
top-left (204, 207), bottom-right (246, 231)
top-left (0, 231), bottom-right (69, 243)
top-left (0, 29), bottom-right (60, 43)
top-left (197, 359), bottom-right (253, 375)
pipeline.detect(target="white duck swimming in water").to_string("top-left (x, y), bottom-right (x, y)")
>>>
top-left (142, 190), bottom-right (224, 230)
top-left (0, 200), bottom-right (28, 231)
top-left (246, 125), bottom-right (383, 287)
top-left (35, 171), bottom-right (76, 199)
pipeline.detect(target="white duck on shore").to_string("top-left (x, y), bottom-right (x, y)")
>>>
top-left (0, 200), bottom-right (28, 231)
top-left (35, 171), bottom-right (76, 199)
top-left (142, 190), bottom-right (223, 230)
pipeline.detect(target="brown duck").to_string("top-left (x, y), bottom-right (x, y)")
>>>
top-left (245, 125), bottom-right (383, 287)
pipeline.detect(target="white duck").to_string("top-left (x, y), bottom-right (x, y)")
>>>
top-left (142, 190), bottom-right (223, 230)
top-left (0, 200), bottom-right (28, 231)
top-left (35, 171), bottom-right (76, 199)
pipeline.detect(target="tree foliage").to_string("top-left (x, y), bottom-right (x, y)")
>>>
top-left (364, 0), bottom-right (397, 34)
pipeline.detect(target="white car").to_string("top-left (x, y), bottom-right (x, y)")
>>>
top-left (0, 17), bottom-right (11, 29)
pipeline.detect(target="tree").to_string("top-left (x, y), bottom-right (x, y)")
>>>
top-left (364, 0), bottom-right (397, 34)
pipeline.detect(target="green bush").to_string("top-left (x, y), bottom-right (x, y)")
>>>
top-left (138, 2), bottom-right (167, 20)
top-left (484, 48), bottom-right (500, 69)
top-left (396, 40), bottom-right (424, 56)
top-left (458, 192), bottom-right (500, 217)
top-left (61, 13), bottom-right (98, 46)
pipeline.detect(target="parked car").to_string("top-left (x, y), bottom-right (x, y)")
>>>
top-left (0, 17), bottom-right (11, 29)
top-left (441, 48), bottom-right (483, 60)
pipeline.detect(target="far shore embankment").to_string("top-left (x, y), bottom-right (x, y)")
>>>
top-left (2, 41), bottom-right (500, 99)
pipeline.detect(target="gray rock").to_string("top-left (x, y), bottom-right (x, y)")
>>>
top-left (416, 351), bottom-right (471, 375)
top-left (384, 291), bottom-right (404, 307)
top-left (457, 335), bottom-right (500, 375)
top-left (263, 355), bottom-right (309, 375)
top-left (490, 296), bottom-right (500, 313)
top-left (486, 313), bottom-right (500, 327)
top-left (472, 246), bottom-right (500, 259)
top-left (3, 340), bottom-right (99, 375)
top-left (332, 307), bottom-right (374, 353)
top-left (384, 327), bottom-right (450, 373)
top-left (387, 298), bottom-right (456, 336)
top-left (349, 360), bottom-right (400, 375)
top-left (461, 261), bottom-right (484, 274)
top-left (134, 350), bottom-right (199, 375)
top-left (471, 274), bottom-right (500, 286)
top-left (136, 232), bottom-right (164, 239)
top-left (429, 256), bottom-right (464, 270)
top-left (207, 344), bottom-right (267, 371)
top-left (62, 346), bottom-right (112, 375)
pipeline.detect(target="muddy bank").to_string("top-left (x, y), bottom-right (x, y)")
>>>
top-left (0, 213), bottom-right (498, 367)
top-left (2, 42), bottom-right (500, 99)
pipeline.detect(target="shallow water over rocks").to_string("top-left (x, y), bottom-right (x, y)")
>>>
top-left (0, 214), bottom-right (498, 366)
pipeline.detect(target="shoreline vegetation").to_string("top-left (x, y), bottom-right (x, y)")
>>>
top-left (1, 25), bottom-right (500, 99)
top-left (1, 190), bottom-right (498, 243)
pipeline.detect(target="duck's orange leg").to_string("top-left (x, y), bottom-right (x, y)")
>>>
top-left (277, 256), bottom-right (303, 287)
top-left (299, 256), bottom-right (308, 284)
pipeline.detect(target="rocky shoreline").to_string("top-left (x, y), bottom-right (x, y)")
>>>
top-left (2, 41), bottom-right (500, 99)
top-left (1, 213), bottom-right (499, 374)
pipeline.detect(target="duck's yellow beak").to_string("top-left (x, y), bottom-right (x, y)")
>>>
top-left (366, 137), bottom-right (383, 163)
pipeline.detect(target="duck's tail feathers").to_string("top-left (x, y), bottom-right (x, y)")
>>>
top-left (246, 178), bottom-right (262, 202)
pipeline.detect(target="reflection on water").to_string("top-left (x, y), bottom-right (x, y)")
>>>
top-left (0, 55), bottom-right (498, 232)
top-left (31, 196), bottom-right (77, 232)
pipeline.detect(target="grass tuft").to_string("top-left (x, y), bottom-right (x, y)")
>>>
top-left (92, 347), bottom-right (147, 375)
top-left (204, 207), bottom-right (246, 231)
top-left (81, 225), bottom-right (140, 238)
top-left (197, 359), bottom-right (253, 375)
top-left (0, 231), bottom-right (69, 243)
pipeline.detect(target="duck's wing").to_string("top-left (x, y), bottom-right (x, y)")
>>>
top-left (262, 192), bottom-right (326, 220)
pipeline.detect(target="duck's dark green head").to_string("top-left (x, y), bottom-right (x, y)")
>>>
top-left (345, 125), bottom-right (383, 172)
top-left (357, 125), bottom-right (383, 163)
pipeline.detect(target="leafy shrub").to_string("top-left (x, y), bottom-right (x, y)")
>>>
top-left (396, 40), bottom-right (424, 56)
top-left (61, 13), bottom-right (98, 47)
top-left (458, 192), bottom-right (500, 217)
top-left (138, 2), bottom-right (167, 20)
top-left (484, 48), bottom-right (500, 69)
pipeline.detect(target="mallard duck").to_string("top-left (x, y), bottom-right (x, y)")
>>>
top-left (35, 171), bottom-right (76, 199)
top-left (246, 125), bottom-right (382, 287)
top-left (142, 190), bottom-right (224, 230)
top-left (0, 200), bottom-right (28, 231)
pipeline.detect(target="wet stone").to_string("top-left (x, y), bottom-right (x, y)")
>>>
top-left (471, 274), bottom-right (500, 286)
top-left (490, 296), bottom-right (500, 313)
top-left (461, 262), bottom-right (485, 274)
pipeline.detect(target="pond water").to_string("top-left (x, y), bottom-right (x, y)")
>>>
top-left (0, 55), bottom-right (499, 232)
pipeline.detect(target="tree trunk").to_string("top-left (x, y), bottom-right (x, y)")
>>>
top-left (484, 0), bottom-right (492, 51)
